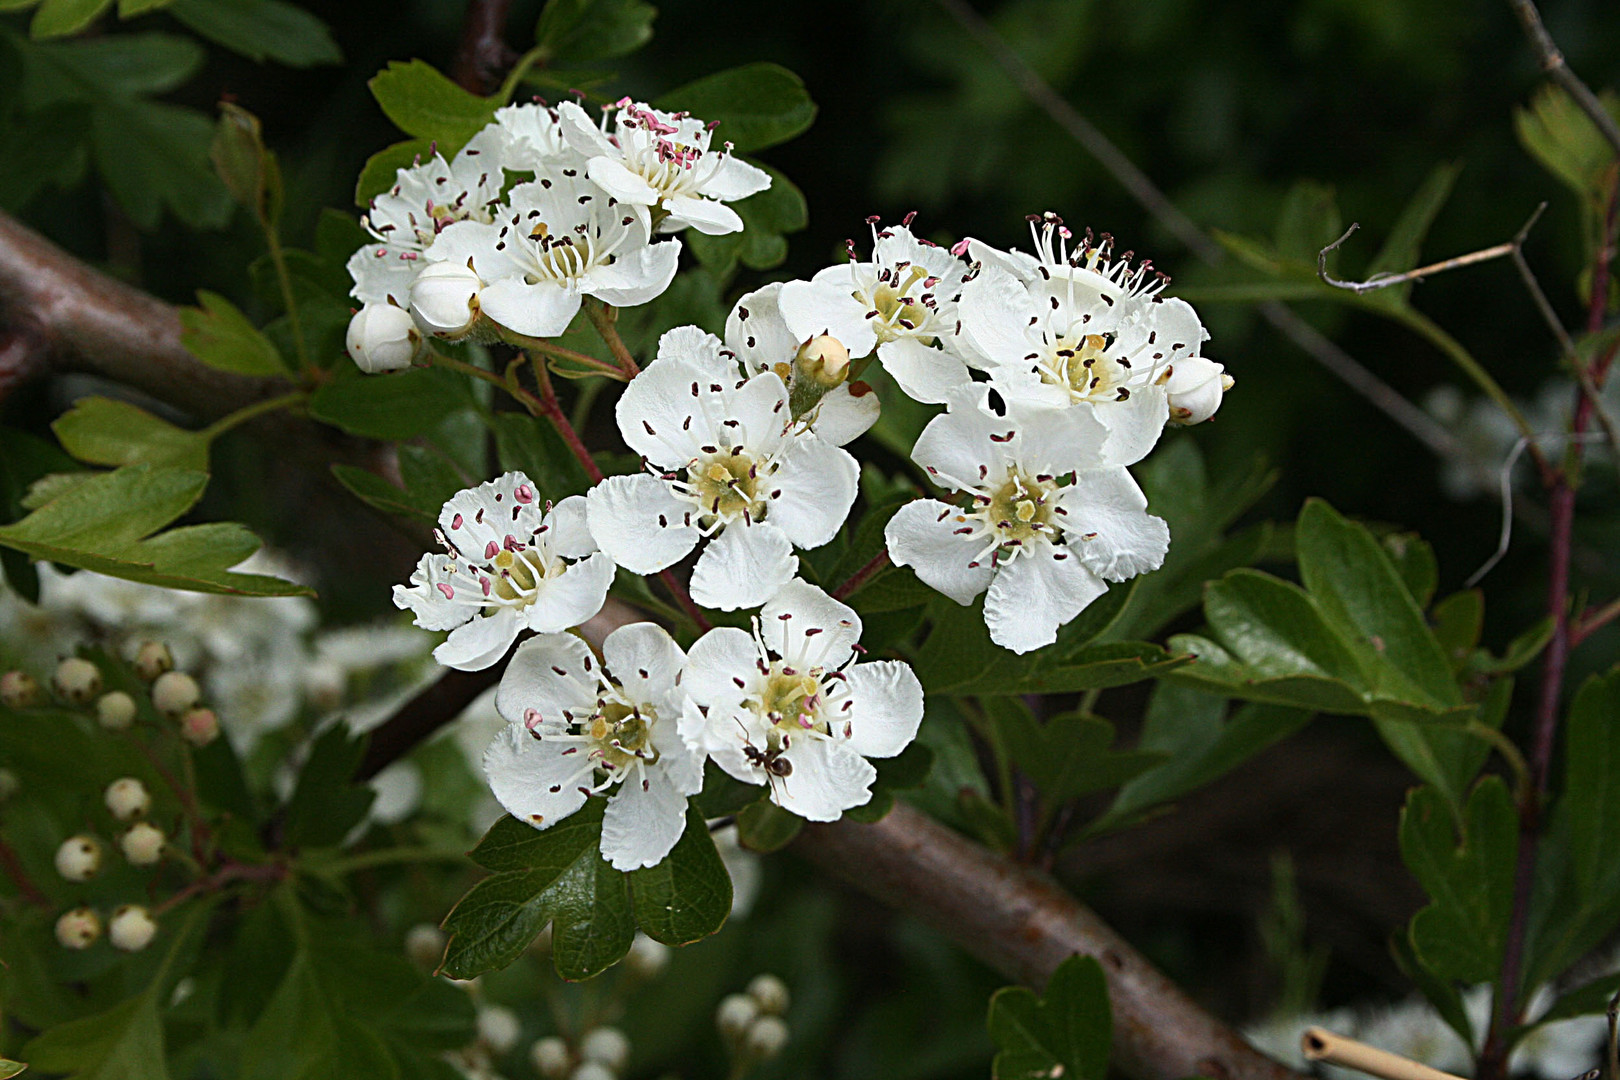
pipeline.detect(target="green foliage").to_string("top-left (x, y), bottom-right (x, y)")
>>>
top-left (0, 464), bottom-right (311, 596)
top-left (353, 138), bottom-right (435, 207)
top-left (687, 164), bottom-right (808, 274)
top-left (52, 396), bottom-right (209, 471)
top-left (655, 62), bottom-right (817, 154)
top-left (211, 102), bottom-right (283, 227)
top-left (166, 0), bottom-right (340, 67)
top-left (987, 955), bottom-right (1111, 1080)
top-left (534, 0), bottom-right (656, 62)
top-left (368, 59), bottom-right (498, 155)
top-left (179, 290), bottom-right (289, 376)
top-left (627, 805), bottom-right (733, 944)
top-left (1514, 84), bottom-right (1620, 210)
top-left (309, 365), bottom-right (474, 441)
top-left (985, 697), bottom-right (1166, 805)
top-left (280, 724), bottom-right (375, 848)
top-left (736, 799), bottom-right (803, 852)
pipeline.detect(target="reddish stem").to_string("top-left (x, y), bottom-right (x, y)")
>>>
top-left (583, 301), bottom-right (640, 376)
top-left (0, 832), bottom-right (49, 906)
top-left (658, 569), bottom-right (713, 633)
top-left (531, 357), bottom-right (604, 485)
top-left (127, 730), bottom-right (211, 862)
top-left (832, 549), bottom-right (890, 601)
top-left (450, 0), bottom-right (517, 95)
top-left (152, 859), bottom-right (285, 917)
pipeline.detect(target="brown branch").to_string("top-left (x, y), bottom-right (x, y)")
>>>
top-left (450, 0), bottom-right (518, 96)
top-left (1506, 0), bottom-right (1620, 162)
top-left (793, 802), bottom-right (1302, 1080)
top-left (1317, 205), bottom-right (1545, 295)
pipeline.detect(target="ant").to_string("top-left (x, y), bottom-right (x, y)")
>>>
top-left (735, 718), bottom-right (793, 797)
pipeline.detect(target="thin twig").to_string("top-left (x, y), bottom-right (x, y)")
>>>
top-left (1572, 594), bottom-right (1620, 646)
top-left (583, 299), bottom-right (640, 376)
top-left (151, 859), bottom-right (285, 918)
top-left (1301, 1028), bottom-right (1466, 1080)
top-left (831, 549), bottom-right (891, 601)
top-left (0, 832), bottom-right (49, 906)
top-left (1506, 0), bottom-right (1620, 161)
top-left (1317, 205), bottom-right (1545, 294)
top-left (531, 355), bottom-right (605, 484)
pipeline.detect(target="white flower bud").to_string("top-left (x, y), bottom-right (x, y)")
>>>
top-left (625, 932), bottom-right (670, 978)
top-left (55, 835), bottom-right (103, 881)
top-left (55, 906), bottom-right (101, 949)
top-left (476, 1004), bottom-right (521, 1055)
top-left (151, 671), bottom-right (200, 719)
top-left (120, 821), bottom-right (166, 866)
top-left (404, 923), bottom-right (447, 968)
top-left (409, 261), bottom-right (483, 338)
top-left (53, 657), bottom-right (102, 704)
top-left (716, 993), bottom-right (759, 1038)
top-left (569, 1062), bottom-right (615, 1080)
top-left (1164, 356), bottom-right (1231, 426)
top-left (797, 334), bottom-right (850, 385)
top-left (747, 973), bottom-right (790, 1015)
top-left (530, 1036), bottom-right (573, 1079)
top-left (347, 302), bottom-right (426, 374)
top-left (0, 768), bottom-right (16, 802)
top-left (108, 904), bottom-right (157, 952)
top-left (745, 1015), bottom-right (789, 1059)
top-left (96, 690), bottom-right (138, 731)
top-left (179, 707), bottom-right (220, 748)
top-left (132, 641), bottom-right (174, 682)
top-left (104, 777), bottom-right (151, 821)
top-left (580, 1026), bottom-right (630, 1071)
top-left (0, 670), bottom-right (40, 708)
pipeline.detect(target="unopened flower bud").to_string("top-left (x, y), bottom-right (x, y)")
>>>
top-left (347, 302), bottom-right (427, 374)
top-left (109, 904), bottom-right (157, 951)
top-left (96, 690), bottom-right (138, 730)
top-left (625, 932), bottom-right (670, 978)
top-left (55, 835), bottom-right (103, 881)
top-left (151, 671), bottom-right (199, 719)
top-left (531, 1037), bottom-right (572, 1079)
top-left (104, 777), bottom-right (151, 821)
top-left (716, 993), bottom-right (759, 1038)
top-left (409, 261), bottom-right (483, 338)
top-left (580, 1026), bottom-right (630, 1071)
top-left (0, 670), bottom-right (40, 708)
top-left (404, 923), bottom-right (446, 968)
top-left (476, 1004), bottom-right (521, 1055)
top-left (0, 768), bottom-right (16, 802)
top-left (55, 906), bottom-right (101, 949)
top-left (53, 657), bottom-right (102, 704)
top-left (179, 707), bottom-right (219, 747)
top-left (796, 334), bottom-right (850, 385)
top-left (132, 641), bottom-right (174, 682)
top-left (745, 1015), bottom-right (789, 1059)
top-left (569, 1062), bottom-right (615, 1080)
top-left (120, 821), bottom-right (166, 866)
top-left (747, 973), bottom-right (790, 1015)
top-left (1163, 356), bottom-right (1231, 426)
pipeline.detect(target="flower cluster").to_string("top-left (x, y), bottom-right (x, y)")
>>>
top-left (344, 98), bottom-right (769, 371)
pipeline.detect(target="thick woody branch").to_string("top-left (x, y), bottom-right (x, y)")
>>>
top-left (793, 803), bottom-right (1302, 1080)
top-left (450, 0), bottom-right (518, 96)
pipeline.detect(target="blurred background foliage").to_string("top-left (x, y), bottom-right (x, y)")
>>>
top-left (3, 0), bottom-right (1619, 1076)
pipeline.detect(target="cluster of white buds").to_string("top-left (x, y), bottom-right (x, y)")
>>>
top-left (146, 666), bottom-right (219, 747)
top-left (529, 1025), bottom-right (631, 1080)
top-left (53, 903), bottom-right (158, 952)
top-left (475, 1004), bottom-right (522, 1056)
top-left (0, 669), bottom-right (40, 708)
top-left (52, 657), bottom-right (103, 703)
top-left (717, 973), bottom-right (791, 1070)
top-left (104, 777), bottom-right (151, 820)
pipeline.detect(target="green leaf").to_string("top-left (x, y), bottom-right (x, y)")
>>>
top-left (1515, 84), bottom-right (1620, 206)
top-left (166, 0), bottom-right (340, 66)
top-left (687, 164), bottom-right (807, 273)
top-left (354, 138), bottom-right (436, 207)
top-left (20, 31), bottom-right (203, 100)
top-left (90, 97), bottom-right (231, 229)
top-left (0, 464), bottom-right (310, 596)
top-left (331, 464), bottom-right (437, 521)
top-left (1364, 163), bottom-right (1461, 306)
top-left (180, 290), bottom-right (288, 376)
top-left (736, 800), bottom-right (802, 853)
top-left (0, 1059), bottom-right (23, 1079)
top-left (1273, 179), bottom-right (1341, 265)
top-left (1400, 777), bottom-right (1517, 984)
top-left (1531, 971), bottom-right (1620, 1026)
top-left (28, 0), bottom-right (112, 39)
top-left (24, 993), bottom-right (167, 1080)
top-left (52, 396), bottom-right (209, 471)
top-left (1431, 590), bottom-right (1484, 673)
top-left (627, 804), bottom-right (732, 945)
top-left (368, 60), bottom-right (497, 153)
top-left (1380, 530), bottom-right (1438, 610)
top-left (487, 410), bottom-right (593, 499)
top-left (534, 0), bottom-right (655, 62)
top-left (655, 62), bottom-right (817, 154)
top-left (987, 955), bottom-right (1111, 1080)
top-left (281, 725), bottom-right (375, 848)
top-left (693, 759), bottom-right (764, 818)
top-left (987, 697), bottom-right (1165, 805)
top-left (1194, 571), bottom-right (1369, 705)
top-left (211, 102), bottom-right (282, 226)
top-left (309, 365), bottom-right (473, 441)
top-left (239, 952), bottom-right (399, 1080)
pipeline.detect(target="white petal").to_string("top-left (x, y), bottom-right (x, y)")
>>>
top-left (586, 156), bottom-right (661, 206)
top-left (543, 495), bottom-right (597, 559)
top-left (759, 579), bottom-right (861, 664)
top-left (909, 385), bottom-right (1015, 492)
top-left (779, 278), bottom-right (877, 358)
top-left (495, 632), bottom-right (599, 726)
top-left (601, 622), bottom-right (686, 707)
top-left (767, 436), bottom-right (857, 549)
top-left (724, 369), bottom-right (792, 456)
top-left (588, 239), bottom-right (680, 308)
top-left (771, 737), bottom-right (875, 821)
top-left (346, 244), bottom-right (419, 307)
top-left (439, 471), bottom-right (544, 559)
top-left (479, 278), bottom-right (583, 338)
top-left (841, 660), bottom-right (924, 758)
top-left (434, 607), bottom-right (521, 670)
top-left (682, 628), bottom-right (762, 710)
top-left (805, 383), bottom-right (880, 446)
top-left (884, 499), bottom-right (995, 605)
top-left (688, 524), bottom-right (797, 611)
top-left (614, 357), bottom-right (714, 464)
top-left (878, 335), bottom-right (971, 405)
top-left (557, 101), bottom-right (618, 159)
top-left (1011, 400), bottom-right (1110, 476)
top-left (957, 264), bottom-right (1039, 368)
top-left (656, 325), bottom-right (730, 374)
top-left (586, 474), bottom-right (700, 574)
top-left (602, 767), bottom-right (690, 870)
top-left (664, 195), bottom-right (743, 236)
top-left (725, 283), bottom-right (800, 374)
top-left (1056, 469), bottom-right (1170, 581)
top-left (983, 550), bottom-right (1106, 655)
top-left (393, 554), bottom-right (479, 630)
top-left (521, 551), bottom-right (615, 633)
top-left (1096, 387), bottom-right (1170, 467)
top-left (700, 155), bottom-right (772, 202)
top-left (483, 725), bottom-right (589, 830)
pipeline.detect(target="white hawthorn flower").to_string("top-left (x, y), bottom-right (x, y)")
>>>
top-left (680, 580), bottom-right (923, 821)
top-left (495, 100), bottom-right (585, 172)
top-left (430, 172), bottom-right (678, 338)
top-left (1164, 354), bottom-right (1233, 425)
top-left (346, 302), bottom-right (426, 372)
top-left (586, 350), bottom-right (857, 611)
top-left (558, 98), bottom-right (771, 235)
top-left (778, 216), bottom-right (975, 404)
top-left (346, 127), bottom-right (507, 308)
top-left (957, 213), bottom-right (1210, 465)
top-left (884, 385), bottom-right (1169, 654)
top-left (393, 473), bottom-right (615, 671)
top-left (484, 624), bottom-right (702, 870)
